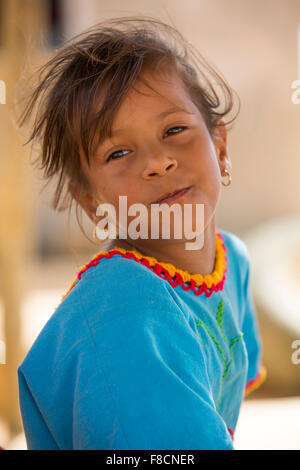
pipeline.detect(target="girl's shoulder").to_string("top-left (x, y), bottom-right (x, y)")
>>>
top-left (218, 227), bottom-right (250, 260)
top-left (70, 245), bottom-right (166, 304)
top-left (18, 248), bottom-right (178, 372)
top-left (66, 247), bottom-right (170, 322)
top-left (218, 227), bottom-right (251, 279)
top-left (52, 246), bottom-right (165, 317)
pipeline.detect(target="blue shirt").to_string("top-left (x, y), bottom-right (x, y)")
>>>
top-left (17, 228), bottom-right (266, 450)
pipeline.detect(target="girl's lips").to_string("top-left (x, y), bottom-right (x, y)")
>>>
top-left (152, 186), bottom-right (193, 205)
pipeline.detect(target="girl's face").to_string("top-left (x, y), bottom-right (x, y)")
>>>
top-left (78, 66), bottom-right (231, 243)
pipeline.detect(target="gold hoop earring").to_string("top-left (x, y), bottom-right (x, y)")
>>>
top-left (221, 169), bottom-right (232, 187)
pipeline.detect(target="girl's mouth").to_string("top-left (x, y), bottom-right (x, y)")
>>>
top-left (152, 185), bottom-right (193, 205)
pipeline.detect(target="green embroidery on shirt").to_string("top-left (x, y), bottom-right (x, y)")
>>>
top-left (223, 334), bottom-right (244, 379)
top-left (216, 299), bottom-right (228, 345)
top-left (197, 328), bottom-right (206, 348)
top-left (195, 299), bottom-right (244, 411)
top-left (196, 318), bottom-right (227, 367)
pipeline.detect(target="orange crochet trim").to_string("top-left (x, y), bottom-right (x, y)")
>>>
top-left (244, 365), bottom-right (267, 397)
top-left (59, 227), bottom-right (227, 305)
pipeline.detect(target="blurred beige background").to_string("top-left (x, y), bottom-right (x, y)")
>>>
top-left (0, 0), bottom-right (299, 449)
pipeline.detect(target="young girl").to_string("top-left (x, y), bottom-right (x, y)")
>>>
top-left (17, 16), bottom-right (266, 450)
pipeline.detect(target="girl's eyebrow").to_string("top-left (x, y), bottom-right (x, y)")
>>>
top-left (157, 105), bottom-right (193, 119)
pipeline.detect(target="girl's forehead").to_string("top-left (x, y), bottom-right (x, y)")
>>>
top-left (112, 70), bottom-right (195, 120)
top-left (132, 69), bottom-right (190, 102)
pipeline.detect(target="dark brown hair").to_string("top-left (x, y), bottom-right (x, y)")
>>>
top-left (16, 15), bottom-right (240, 244)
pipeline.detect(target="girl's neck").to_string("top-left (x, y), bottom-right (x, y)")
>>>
top-left (111, 217), bottom-right (217, 276)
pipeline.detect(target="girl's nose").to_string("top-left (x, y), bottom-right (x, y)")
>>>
top-left (142, 154), bottom-right (178, 179)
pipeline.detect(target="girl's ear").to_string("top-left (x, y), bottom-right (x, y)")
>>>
top-left (68, 182), bottom-right (99, 224)
top-left (212, 120), bottom-right (227, 155)
top-left (212, 120), bottom-right (232, 173)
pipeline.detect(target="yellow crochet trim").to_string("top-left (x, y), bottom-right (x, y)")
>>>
top-left (111, 229), bottom-right (226, 289)
top-left (60, 229), bottom-right (226, 306)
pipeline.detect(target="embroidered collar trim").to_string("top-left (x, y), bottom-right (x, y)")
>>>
top-left (60, 228), bottom-right (227, 303)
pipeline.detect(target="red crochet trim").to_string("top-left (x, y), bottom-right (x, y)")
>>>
top-left (228, 427), bottom-right (234, 441)
top-left (74, 233), bottom-right (227, 298)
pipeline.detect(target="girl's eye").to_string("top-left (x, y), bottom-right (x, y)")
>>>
top-left (106, 126), bottom-right (187, 162)
top-left (165, 126), bottom-right (187, 136)
top-left (106, 149), bottom-right (130, 162)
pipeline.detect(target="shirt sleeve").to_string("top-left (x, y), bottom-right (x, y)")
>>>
top-left (18, 369), bottom-right (59, 450)
top-left (241, 252), bottom-right (267, 396)
top-left (18, 257), bottom-right (235, 450)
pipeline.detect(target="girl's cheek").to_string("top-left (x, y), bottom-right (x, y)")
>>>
top-left (180, 134), bottom-right (204, 154)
